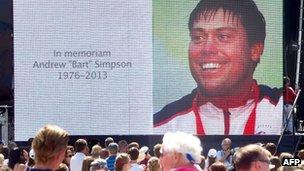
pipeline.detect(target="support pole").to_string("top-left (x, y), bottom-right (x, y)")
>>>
top-left (295, 0), bottom-right (304, 91)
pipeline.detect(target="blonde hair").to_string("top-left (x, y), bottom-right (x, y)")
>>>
top-left (115, 153), bottom-right (130, 171)
top-left (147, 157), bottom-right (160, 171)
top-left (0, 154), bottom-right (4, 166)
top-left (32, 125), bottom-right (69, 164)
top-left (91, 145), bottom-right (102, 158)
top-left (234, 144), bottom-right (271, 170)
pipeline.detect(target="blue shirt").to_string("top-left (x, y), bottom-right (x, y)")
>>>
top-left (106, 155), bottom-right (117, 171)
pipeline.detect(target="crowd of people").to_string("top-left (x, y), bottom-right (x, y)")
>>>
top-left (0, 125), bottom-right (301, 171)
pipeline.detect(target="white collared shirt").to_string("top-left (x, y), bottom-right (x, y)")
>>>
top-left (154, 96), bottom-right (283, 135)
top-left (70, 152), bottom-right (86, 171)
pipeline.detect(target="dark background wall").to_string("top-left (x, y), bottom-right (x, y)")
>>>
top-left (284, 0), bottom-right (301, 87)
top-left (0, 0), bottom-right (13, 103)
top-left (0, 0), bottom-right (12, 25)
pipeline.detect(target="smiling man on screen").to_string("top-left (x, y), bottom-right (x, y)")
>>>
top-left (153, 0), bottom-right (282, 135)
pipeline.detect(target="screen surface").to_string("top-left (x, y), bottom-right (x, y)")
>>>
top-left (14, 0), bottom-right (282, 140)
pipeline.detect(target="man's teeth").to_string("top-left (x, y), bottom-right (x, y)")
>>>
top-left (201, 63), bottom-right (220, 70)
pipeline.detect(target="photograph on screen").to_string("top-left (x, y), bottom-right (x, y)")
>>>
top-left (153, 0), bottom-right (283, 135)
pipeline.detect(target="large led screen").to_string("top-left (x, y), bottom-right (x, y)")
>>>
top-left (14, 0), bottom-right (282, 140)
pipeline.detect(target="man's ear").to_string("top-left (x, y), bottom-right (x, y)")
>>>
top-left (55, 148), bottom-right (66, 161)
top-left (249, 161), bottom-right (260, 171)
top-left (173, 152), bottom-right (182, 166)
top-left (250, 43), bottom-right (264, 63)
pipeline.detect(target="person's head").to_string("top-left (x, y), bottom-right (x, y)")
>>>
top-left (297, 149), bottom-right (304, 160)
top-left (221, 138), bottom-right (232, 151)
top-left (234, 144), bottom-right (271, 171)
top-left (284, 76), bottom-right (291, 87)
top-left (1, 146), bottom-right (9, 159)
top-left (160, 132), bottom-right (202, 171)
top-left (100, 148), bottom-right (109, 159)
top-left (91, 145), bottom-right (102, 158)
top-left (27, 138), bottom-right (34, 147)
top-left (115, 153), bottom-right (131, 171)
top-left (279, 152), bottom-right (293, 163)
top-left (82, 157), bottom-right (95, 171)
top-left (118, 140), bottom-right (128, 153)
top-left (265, 143), bottom-right (277, 156)
top-left (147, 157), bottom-right (161, 171)
top-left (90, 159), bottom-right (108, 171)
top-left (74, 139), bottom-right (89, 155)
top-left (7, 142), bottom-right (17, 151)
top-left (63, 148), bottom-right (73, 166)
top-left (28, 149), bottom-right (35, 167)
top-left (188, 0), bottom-right (265, 97)
top-left (199, 155), bottom-right (205, 170)
top-left (32, 125), bottom-right (69, 169)
top-left (8, 148), bottom-right (22, 169)
top-left (207, 149), bottom-right (217, 168)
top-left (138, 146), bottom-right (150, 162)
top-left (128, 142), bottom-right (140, 150)
top-left (67, 145), bottom-right (75, 155)
top-left (270, 156), bottom-right (281, 171)
top-left (128, 147), bottom-right (139, 161)
top-left (209, 161), bottom-right (227, 171)
top-left (104, 137), bottom-right (114, 148)
top-left (153, 144), bottom-right (162, 158)
top-left (108, 143), bottom-right (118, 155)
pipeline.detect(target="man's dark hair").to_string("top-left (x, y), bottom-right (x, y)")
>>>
top-left (8, 148), bottom-right (23, 169)
top-left (265, 142), bottom-right (277, 156)
top-left (104, 137), bottom-right (114, 148)
top-left (118, 140), bottom-right (128, 153)
top-left (1, 146), bottom-right (9, 159)
top-left (153, 144), bottom-right (161, 158)
top-left (118, 140), bottom-right (128, 148)
top-left (74, 139), bottom-right (87, 153)
top-left (283, 76), bottom-right (290, 86)
top-left (128, 142), bottom-right (139, 150)
top-left (209, 161), bottom-right (227, 171)
top-left (188, 0), bottom-right (266, 47)
top-left (27, 138), bottom-right (34, 147)
top-left (128, 147), bottom-right (139, 161)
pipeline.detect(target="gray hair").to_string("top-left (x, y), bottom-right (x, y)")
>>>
top-left (162, 132), bottom-right (202, 164)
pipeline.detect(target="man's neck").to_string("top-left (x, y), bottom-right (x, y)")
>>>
top-left (34, 163), bottom-right (57, 170)
top-left (173, 162), bottom-right (193, 170)
top-left (198, 80), bottom-right (257, 109)
top-left (109, 153), bottom-right (117, 157)
top-left (130, 160), bottom-right (138, 164)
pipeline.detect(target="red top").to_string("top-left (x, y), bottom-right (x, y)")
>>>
top-left (283, 86), bottom-right (296, 105)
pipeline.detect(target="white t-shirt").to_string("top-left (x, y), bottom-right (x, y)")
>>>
top-left (130, 163), bottom-right (144, 171)
top-left (70, 152), bottom-right (86, 171)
